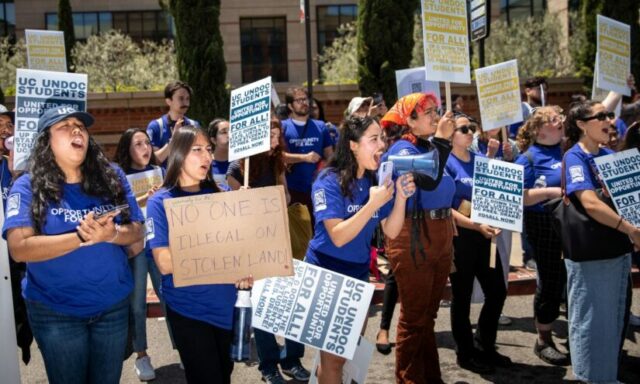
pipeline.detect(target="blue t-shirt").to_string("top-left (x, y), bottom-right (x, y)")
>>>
top-left (306, 170), bottom-right (392, 278)
top-left (146, 114), bottom-right (200, 149)
top-left (211, 160), bottom-right (230, 189)
top-left (615, 118), bottom-right (628, 138)
top-left (445, 151), bottom-right (480, 210)
top-left (564, 144), bottom-right (613, 197)
top-left (2, 167), bottom-right (144, 317)
top-left (383, 140), bottom-right (455, 211)
top-left (515, 144), bottom-right (562, 212)
top-left (0, 158), bottom-right (12, 208)
top-left (146, 186), bottom-right (237, 330)
top-left (283, 118), bottom-right (332, 193)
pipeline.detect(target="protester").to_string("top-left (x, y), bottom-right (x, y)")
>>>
top-left (446, 114), bottom-right (508, 374)
top-left (114, 128), bottom-right (166, 381)
top-left (562, 101), bottom-right (640, 383)
top-left (146, 81), bottom-right (200, 165)
top-left (146, 125), bottom-right (253, 384)
top-left (380, 93), bottom-right (455, 383)
top-left (282, 87), bottom-right (334, 222)
top-left (515, 107), bottom-right (569, 365)
top-left (508, 76), bottom-right (548, 139)
top-left (346, 93), bottom-right (387, 119)
top-left (306, 115), bottom-right (415, 383)
top-left (207, 118), bottom-right (230, 190)
top-left (3, 106), bottom-right (145, 384)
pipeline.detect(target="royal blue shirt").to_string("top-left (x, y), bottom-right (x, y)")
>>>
top-left (146, 186), bottom-right (237, 330)
top-left (445, 151), bottom-right (480, 210)
top-left (516, 143), bottom-right (562, 212)
top-left (211, 160), bottom-right (230, 189)
top-left (564, 144), bottom-right (613, 197)
top-left (282, 118), bottom-right (332, 193)
top-left (383, 140), bottom-right (455, 211)
top-left (2, 167), bottom-right (144, 317)
top-left (306, 170), bottom-right (392, 278)
top-left (0, 158), bottom-right (11, 208)
top-left (146, 114), bottom-right (199, 167)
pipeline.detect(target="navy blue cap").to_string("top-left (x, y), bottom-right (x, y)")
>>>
top-left (37, 106), bottom-right (94, 133)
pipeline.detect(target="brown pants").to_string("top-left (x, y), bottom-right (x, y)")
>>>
top-left (386, 216), bottom-right (454, 384)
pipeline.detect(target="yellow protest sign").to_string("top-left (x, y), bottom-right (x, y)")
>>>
top-left (25, 30), bottom-right (67, 72)
top-left (596, 15), bottom-right (630, 96)
top-left (126, 168), bottom-right (163, 213)
top-left (475, 60), bottom-right (523, 131)
top-left (164, 186), bottom-right (293, 287)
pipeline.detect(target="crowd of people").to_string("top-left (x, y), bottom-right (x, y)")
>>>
top-left (2, 75), bottom-right (640, 384)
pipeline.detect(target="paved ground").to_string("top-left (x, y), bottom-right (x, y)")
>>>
top-left (17, 289), bottom-right (640, 383)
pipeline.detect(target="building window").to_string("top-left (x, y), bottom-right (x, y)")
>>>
top-left (316, 5), bottom-right (357, 55)
top-left (45, 10), bottom-right (173, 42)
top-left (499, 0), bottom-right (546, 25)
top-left (240, 17), bottom-right (288, 83)
top-left (0, 0), bottom-right (15, 38)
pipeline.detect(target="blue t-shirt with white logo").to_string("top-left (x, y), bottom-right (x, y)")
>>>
top-left (2, 166), bottom-right (144, 317)
top-left (306, 169), bottom-right (392, 278)
top-left (383, 140), bottom-right (455, 211)
top-left (211, 159), bottom-right (230, 189)
top-left (146, 114), bottom-right (200, 167)
top-left (282, 118), bottom-right (332, 193)
top-left (515, 143), bottom-right (562, 212)
top-left (0, 158), bottom-right (11, 208)
top-left (445, 151), bottom-right (480, 210)
top-left (564, 144), bottom-right (613, 197)
top-left (146, 186), bottom-right (237, 330)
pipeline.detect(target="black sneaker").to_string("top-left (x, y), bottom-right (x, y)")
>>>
top-left (282, 364), bottom-right (310, 382)
top-left (456, 355), bottom-right (494, 374)
top-left (261, 371), bottom-right (286, 384)
top-left (534, 340), bottom-right (570, 366)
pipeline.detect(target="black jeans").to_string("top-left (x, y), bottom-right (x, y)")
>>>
top-left (380, 268), bottom-right (398, 331)
top-left (450, 227), bottom-right (507, 358)
top-left (167, 307), bottom-right (233, 384)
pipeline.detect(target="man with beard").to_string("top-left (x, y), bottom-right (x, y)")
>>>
top-left (282, 87), bottom-right (333, 223)
top-left (508, 77), bottom-right (548, 139)
top-left (146, 81), bottom-right (200, 166)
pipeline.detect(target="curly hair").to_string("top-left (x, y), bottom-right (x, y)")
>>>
top-left (113, 128), bottom-right (158, 172)
top-left (516, 106), bottom-right (563, 152)
top-left (238, 119), bottom-right (286, 184)
top-left (326, 116), bottom-right (378, 199)
top-left (29, 130), bottom-right (130, 234)
top-left (564, 100), bottom-right (600, 151)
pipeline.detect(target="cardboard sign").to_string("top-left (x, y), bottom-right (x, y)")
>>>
top-left (14, 69), bottom-right (88, 170)
top-left (229, 77), bottom-right (272, 161)
top-left (421, 0), bottom-right (470, 84)
top-left (594, 148), bottom-right (640, 227)
top-left (164, 186), bottom-right (293, 286)
top-left (395, 67), bottom-right (441, 100)
top-left (251, 260), bottom-right (375, 360)
top-left (126, 168), bottom-right (163, 214)
top-left (596, 15), bottom-right (631, 96)
top-left (471, 157), bottom-right (524, 232)
top-left (475, 60), bottom-right (523, 131)
top-left (25, 29), bottom-right (67, 72)
top-left (309, 337), bottom-right (374, 383)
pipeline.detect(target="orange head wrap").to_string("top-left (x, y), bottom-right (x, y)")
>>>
top-left (380, 92), bottom-right (439, 129)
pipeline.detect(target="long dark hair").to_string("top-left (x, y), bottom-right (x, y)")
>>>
top-left (163, 125), bottom-right (219, 192)
top-left (239, 119), bottom-right (286, 185)
top-left (621, 121), bottom-right (640, 150)
top-left (114, 128), bottom-right (158, 172)
top-left (325, 116), bottom-right (377, 199)
top-left (564, 100), bottom-right (599, 151)
top-left (29, 130), bottom-right (130, 234)
top-left (207, 118), bottom-right (228, 150)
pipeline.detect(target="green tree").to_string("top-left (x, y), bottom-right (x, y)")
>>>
top-left (317, 23), bottom-right (358, 84)
top-left (168, 0), bottom-right (228, 123)
top-left (58, 0), bottom-right (75, 72)
top-left (357, 0), bottom-right (418, 105)
top-left (0, 37), bottom-right (26, 93)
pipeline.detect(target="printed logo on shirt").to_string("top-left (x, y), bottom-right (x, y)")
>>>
top-left (314, 189), bottom-right (327, 212)
top-left (551, 162), bottom-right (562, 169)
top-left (347, 204), bottom-right (379, 218)
top-left (6, 193), bottom-right (20, 218)
top-left (460, 177), bottom-right (473, 185)
top-left (289, 137), bottom-right (320, 147)
top-left (49, 204), bottom-right (118, 223)
top-left (145, 218), bottom-right (155, 241)
top-left (398, 149), bottom-right (412, 156)
top-left (569, 166), bottom-right (585, 183)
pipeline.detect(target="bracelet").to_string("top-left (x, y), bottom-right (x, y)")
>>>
top-left (76, 231), bottom-right (86, 243)
top-left (615, 217), bottom-right (624, 231)
top-left (109, 224), bottom-right (121, 243)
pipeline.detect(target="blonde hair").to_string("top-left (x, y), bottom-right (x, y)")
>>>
top-left (516, 106), bottom-right (563, 152)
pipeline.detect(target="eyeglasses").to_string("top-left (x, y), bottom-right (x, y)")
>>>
top-left (547, 115), bottom-right (566, 125)
top-left (579, 111), bottom-right (615, 122)
top-left (293, 98), bottom-right (310, 104)
top-left (455, 124), bottom-right (477, 134)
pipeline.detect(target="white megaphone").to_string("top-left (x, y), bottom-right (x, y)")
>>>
top-left (388, 149), bottom-right (439, 181)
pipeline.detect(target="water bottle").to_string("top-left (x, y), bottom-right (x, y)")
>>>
top-left (230, 289), bottom-right (252, 362)
top-left (534, 175), bottom-right (547, 189)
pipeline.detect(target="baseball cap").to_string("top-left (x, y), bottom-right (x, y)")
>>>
top-left (0, 104), bottom-right (14, 124)
top-left (37, 106), bottom-right (94, 133)
top-left (346, 97), bottom-right (372, 117)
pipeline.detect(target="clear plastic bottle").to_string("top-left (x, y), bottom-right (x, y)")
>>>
top-left (230, 289), bottom-right (252, 362)
top-left (534, 175), bottom-right (547, 189)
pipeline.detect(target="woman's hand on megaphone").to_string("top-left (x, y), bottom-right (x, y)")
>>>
top-left (369, 179), bottom-right (395, 209)
top-left (435, 110), bottom-right (455, 140)
top-left (396, 173), bottom-right (416, 199)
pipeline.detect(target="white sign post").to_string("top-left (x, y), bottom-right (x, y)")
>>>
top-left (594, 148), bottom-right (640, 227)
top-left (14, 69), bottom-right (88, 170)
top-left (596, 15), bottom-right (631, 96)
top-left (25, 29), bottom-right (67, 72)
top-left (470, 157), bottom-right (524, 232)
top-left (395, 67), bottom-right (441, 100)
top-left (475, 60), bottom-right (523, 131)
top-left (251, 260), bottom-right (374, 360)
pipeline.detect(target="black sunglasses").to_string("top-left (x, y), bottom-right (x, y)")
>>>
top-left (579, 111), bottom-right (615, 122)
top-left (455, 124), bottom-right (477, 134)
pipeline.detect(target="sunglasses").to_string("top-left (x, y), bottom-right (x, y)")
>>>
top-left (455, 124), bottom-right (477, 134)
top-left (579, 111), bottom-right (615, 122)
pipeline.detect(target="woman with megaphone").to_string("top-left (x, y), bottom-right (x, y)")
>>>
top-left (379, 92), bottom-right (455, 384)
